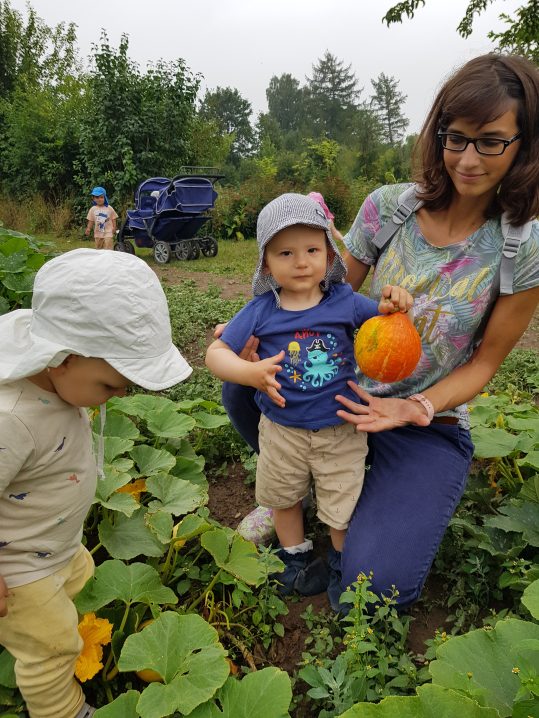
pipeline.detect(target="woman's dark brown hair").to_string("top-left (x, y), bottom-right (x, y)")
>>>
top-left (413, 53), bottom-right (539, 226)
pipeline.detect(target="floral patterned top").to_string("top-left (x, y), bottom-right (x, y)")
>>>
top-left (344, 183), bottom-right (539, 426)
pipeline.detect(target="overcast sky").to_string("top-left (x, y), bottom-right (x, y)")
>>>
top-left (10, 0), bottom-right (522, 133)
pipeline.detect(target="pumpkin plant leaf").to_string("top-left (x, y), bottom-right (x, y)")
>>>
top-left (522, 579), bottom-right (539, 620)
top-left (484, 500), bottom-right (539, 547)
top-left (518, 451), bottom-right (539, 471)
top-left (191, 411), bottom-right (230, 430)
top-left (201, 528), bottom-right (269, 585)
top-left (470, 426), bottom-right (520, 458)
top-left (102, 436), bottom-right (135, 464)
top-left (187, 667), bottom-right (293, 718)
top-left (145, 509), bottom-right (174, 544)
top-left (174, 514), bottom-right (212, 541)
top-left (171, 455), bottom-right (207, 487)
top-left (107, 394), bottom-right (178, 420)
top-left (94, 690), bottom-right (141, 717)
top-left (146, 474), bottom-right (207, 515)
top-left (429, 618), bottom-right (539, 716)
top-left (98, 508), bottom-right (167, 560)
top-left (130, 445), bottom-right (176, 477)
top-left (75, 560), bottom-right (177, 613)
top-left (93, 412), bottom-right (141, 440)
top-left (118, 613), bottom-right (229, 717)
top-left (145, 406), bottom-right (196, 438)
top-left (337, 684), bottom-right (500, 717)
top-left (0, 650), bottom-right (16, 689)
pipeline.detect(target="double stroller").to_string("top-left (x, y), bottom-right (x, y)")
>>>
top-left (115, 168), bottom-right (223, 264)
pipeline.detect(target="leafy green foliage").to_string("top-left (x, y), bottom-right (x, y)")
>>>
top-left (0, 226), bottom-right (47, 312)
top-left (370, 74), bottom-right (409, 146)
top-left (383, 0), bottom-right (538, 63)
top-left (199, 86), bottom-right (254, 164)
top-left (297, 574), bottom-right (422, 716)
top-left (49, 393), bottom-right (291, 714)
top-left (77, 33), bottom-right (199, 204)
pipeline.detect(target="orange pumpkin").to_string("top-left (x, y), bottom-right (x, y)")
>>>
top-left (354, 312), bottom-right (421, 383)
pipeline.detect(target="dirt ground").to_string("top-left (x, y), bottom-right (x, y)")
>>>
top-left (162, 264), bottom-right (538, 672)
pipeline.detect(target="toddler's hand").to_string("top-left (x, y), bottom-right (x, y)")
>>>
top-left (84, 228), bottom-right (90, 237)
top-left (0, 575), bottom-right (9, 617)
top-left (249, 350), bottom-right (285, 407)
top-left (378, 285), bottom-right (413, 314)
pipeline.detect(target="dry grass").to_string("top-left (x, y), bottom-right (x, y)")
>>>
top-left (0, 196), bottom-right (75, 235)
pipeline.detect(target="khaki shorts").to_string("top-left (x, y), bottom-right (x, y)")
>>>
top-left (256, 414), bottom-right (368, 531)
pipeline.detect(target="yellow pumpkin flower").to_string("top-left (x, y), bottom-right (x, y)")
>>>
top-left (116, 478), bottom-right (147, 502)
top-left (75, 613), bottom-right (113, 682)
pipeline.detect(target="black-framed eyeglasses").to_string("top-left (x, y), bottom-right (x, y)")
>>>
top-left (438, 131), bottom-right (522, 156)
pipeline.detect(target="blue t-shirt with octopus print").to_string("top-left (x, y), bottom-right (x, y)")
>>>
top-left (220, 283), bottom-right (379, 430)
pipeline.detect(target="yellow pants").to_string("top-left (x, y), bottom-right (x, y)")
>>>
top-left (0, 545), bottom-right (94, 718)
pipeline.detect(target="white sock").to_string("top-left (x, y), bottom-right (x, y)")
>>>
top-left (283, 539), bottom-right (313, 554)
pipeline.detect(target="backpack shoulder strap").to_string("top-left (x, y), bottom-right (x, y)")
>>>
top-left (498, 215), bottom-right (534, 295)
top-left (372, 184), bottom-right (424, 252)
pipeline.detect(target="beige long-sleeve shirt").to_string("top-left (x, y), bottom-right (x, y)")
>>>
top-left (0, 380), bottom-right (96, 588)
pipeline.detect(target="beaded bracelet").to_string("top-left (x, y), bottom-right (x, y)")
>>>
top-left (408, 393), bottom-right (434, 422)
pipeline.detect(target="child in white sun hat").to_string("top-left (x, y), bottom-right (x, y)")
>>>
top-left (0, 248), bottom-right (191, 718)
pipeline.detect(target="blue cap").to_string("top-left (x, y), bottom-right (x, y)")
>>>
top-left (91, 186), bottom-right (108, 205)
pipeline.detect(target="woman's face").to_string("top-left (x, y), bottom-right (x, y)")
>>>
top-left (443, 104), bottom-right (521, 203)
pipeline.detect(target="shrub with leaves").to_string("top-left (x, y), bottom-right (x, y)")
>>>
top-left (0, 225), bottom-right (48, 313)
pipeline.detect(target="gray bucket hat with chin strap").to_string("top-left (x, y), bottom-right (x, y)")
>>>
top-left (252, 193), bottom-right (347, 306)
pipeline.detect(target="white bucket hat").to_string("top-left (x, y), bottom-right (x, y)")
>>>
top-left (0, 248), bottom-right (192, 391)
top-left (252, 193), bottom-right (346, 305)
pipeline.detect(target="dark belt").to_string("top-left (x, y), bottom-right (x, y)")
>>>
top-left (431, 416), bottom-right (459, 425)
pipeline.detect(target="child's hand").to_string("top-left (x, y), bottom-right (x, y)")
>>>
top-left (247, 350), bottom-right (285, 407)
top-left (378, 285), bottom-right (413, 314)
top-left (0, 575), bottom-right (9, 617)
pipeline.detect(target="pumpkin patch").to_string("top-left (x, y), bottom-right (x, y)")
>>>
top-left (354, 312), bottom-right (421, 383)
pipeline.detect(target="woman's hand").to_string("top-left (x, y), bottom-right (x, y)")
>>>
top-left (336, 381), bottom-right (431, 432)
top-left (378, 285), bottom-right (414, 314)
top-left (213, 324), bottom-right (260, 362)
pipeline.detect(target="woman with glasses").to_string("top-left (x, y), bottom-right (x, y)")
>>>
top-left (219, 53), bottom-right (539, 612)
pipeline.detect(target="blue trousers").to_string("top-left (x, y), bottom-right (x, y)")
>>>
top-left (221, 382), bottom-right (474, 609)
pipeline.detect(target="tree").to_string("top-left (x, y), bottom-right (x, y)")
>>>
top-left (348, 106), bottom-right (384, 177)
top-left (306, 51), bottom-right (361, 140)
top-left (370, 73), bottom-right (409, 145)
top-left (0, 0), bottom-right (81, 196)
top-left (199, 86), bottom-right (254, 163)
top-left (0, 0), bottom-right (78, 98)
top-left (266, 73), bottom-right (309, 133)
top-left (383, 1), bottom-right (538, 64)
top-left (77, 33), bottom-right (200, 200)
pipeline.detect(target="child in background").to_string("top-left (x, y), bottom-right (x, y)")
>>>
top-left (206, 194), bottom-right (413, 597)
top-left (84, 186), bottom-right (118, 250)
top-left (0, 249), bottom-right (191, 718)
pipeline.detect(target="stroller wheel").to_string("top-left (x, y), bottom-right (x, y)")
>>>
top-left (188, 240), bottom-right (200, 260)
top-left (114, 240), bottom-right (135, 254)
top-left (200, 236), bottom-right (218, 257)
top-left (174, 241), bottom-right (191, 261)
top-left (154, 241), bottom-right (171, 264)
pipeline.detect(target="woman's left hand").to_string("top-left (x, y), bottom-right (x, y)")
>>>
top-left (336, 381), bottom-right (431, 432)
